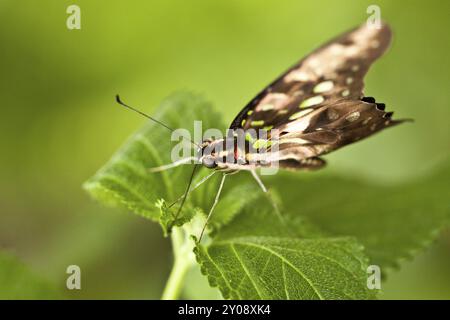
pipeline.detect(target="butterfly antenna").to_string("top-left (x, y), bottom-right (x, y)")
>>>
top-left (168, 163), bottom-right (199, 231)
top-left (115, 95), bottom-right (200, 148)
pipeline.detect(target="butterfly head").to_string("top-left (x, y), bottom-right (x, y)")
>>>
top-left (197, 139), bottom-right (219, 169)
top-left (198, 138), bottom-right (238, 169)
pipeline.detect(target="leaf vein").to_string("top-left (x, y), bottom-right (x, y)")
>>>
top-left (230, 244), bottom-right (264, 299)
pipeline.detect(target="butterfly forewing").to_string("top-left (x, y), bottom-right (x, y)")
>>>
top-left (230, 23), bottom-right (392, 131)
top-left (227, 22), bottom-right (405, 171)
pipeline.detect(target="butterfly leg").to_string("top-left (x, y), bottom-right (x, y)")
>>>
top-left (168, 171), bottom-right (217, 208)
top-left (251, 169), bottom-right (267, 192)
top-left (148, 156), bottom-right (197, 172)
top-left (198, 173), bottom-right (227, 242)
top-left (251, 170), bottom-right (282, 219)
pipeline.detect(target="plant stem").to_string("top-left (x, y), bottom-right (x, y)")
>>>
top-left (161, 254), bottom-right (190, 299)
top-left (161, 226), bottom-right (195, 300)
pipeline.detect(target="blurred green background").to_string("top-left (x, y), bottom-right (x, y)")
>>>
top-left (0, 0), bottom-right (449, 299)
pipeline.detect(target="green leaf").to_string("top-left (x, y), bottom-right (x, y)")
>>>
top-left (84, 92), bottom-right (227, 229)
top-left (195, 201), bottom-right (375, 300)
top-left (196, 236), bottom-right (373, 300)
top-left (267, 161), bottom-right (450, 269)
top-left (157, 199), bottom-right (199, 236)
top-left (207, 181), bottom-right (262, 234)
top-left (85, 92), bottom-right (449, 300)
top-left (0, 252), bottom-right (60, 299)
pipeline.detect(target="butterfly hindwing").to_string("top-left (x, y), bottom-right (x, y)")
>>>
top-left (267, 99), bottom-right (402, 166)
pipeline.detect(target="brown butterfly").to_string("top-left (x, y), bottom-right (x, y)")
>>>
top-left (116, 21), bottom-right (409, 238)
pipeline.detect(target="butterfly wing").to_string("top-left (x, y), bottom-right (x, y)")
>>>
top-left (230, 22), bottom-right (392, 130)
top-left (228, 22), bottom-right (407, 170)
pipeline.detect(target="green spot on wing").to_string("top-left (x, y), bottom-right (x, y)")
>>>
top-left (300, 96), bottom-right (324, 108)
top-left (252, 139), bottom-right (272, 149)
top-left (260, 104), bottom-right (275, 111)
top-left (245, 132), bottom-right (256, 142)
top-left (289, 109), bottom-right (314, 120)
top-left (250, 120), bottom-right (265, 126)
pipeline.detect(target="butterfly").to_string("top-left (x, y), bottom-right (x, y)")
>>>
top-left (116, 21), bottom-right (408, 239)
